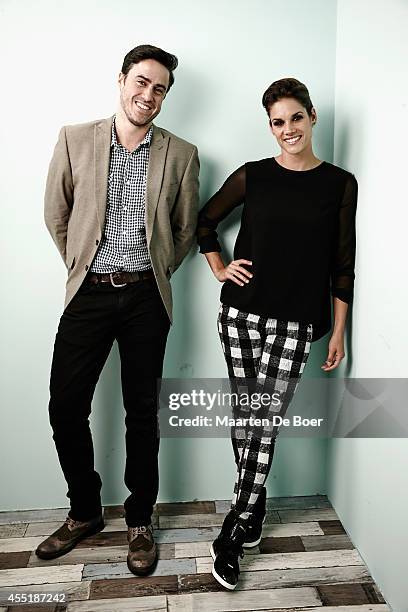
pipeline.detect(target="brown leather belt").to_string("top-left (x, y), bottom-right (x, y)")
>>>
top-left (87, 269), bottom-right (155, 287)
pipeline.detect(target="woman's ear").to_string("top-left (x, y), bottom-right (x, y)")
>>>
top-left (311, 107), bottom-right (317, 125)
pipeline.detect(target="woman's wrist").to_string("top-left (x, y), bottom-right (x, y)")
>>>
top-left (332, 324), bottom-right (345, 337)
top-left (212, 262), bottom-right (226, 275)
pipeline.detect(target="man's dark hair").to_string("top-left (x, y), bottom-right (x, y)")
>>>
top-left (262, 78), bottom-right (314, 117)
top-left (121, 44), bottom-right (178, 91)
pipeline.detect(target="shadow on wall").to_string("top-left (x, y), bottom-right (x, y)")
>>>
top-left (160, 65), bottom-right (215, 142)
top-left (92, 346), bottom-right (125, 507)
top-left (332, 116), bottom-right (355, 379)
top-left (158, 153), bottom-right (223, 502)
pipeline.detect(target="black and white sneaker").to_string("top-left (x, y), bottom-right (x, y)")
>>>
top-left (243, 487), bottom-right (267, 548)
top-left (210, 513), bottom-right (246, 590)
top-left (210, 508), bottom-right (236, 559)
top-left (243, 514), bottom-right (266, 548)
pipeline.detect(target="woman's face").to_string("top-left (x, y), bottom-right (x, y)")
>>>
top-left (268, 97), bottom-right (316, 156)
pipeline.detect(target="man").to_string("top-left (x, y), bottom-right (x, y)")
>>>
top-left (36, 44), bottom-right (199, 576)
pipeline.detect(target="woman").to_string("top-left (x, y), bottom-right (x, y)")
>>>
top-left (197, 78), bottom-right (358, 590)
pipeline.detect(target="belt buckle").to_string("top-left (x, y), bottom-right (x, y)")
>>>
top-left (109, 272), bottom-right (127, 288)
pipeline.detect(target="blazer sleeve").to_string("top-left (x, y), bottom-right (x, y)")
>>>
top-left (170, 145), bottom-right (200, 272)
top-left (44, 126), bottom-right (74, 267)
top-left (330, 173), bottom-right (358, 303)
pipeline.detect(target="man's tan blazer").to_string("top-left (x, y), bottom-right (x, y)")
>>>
top-left (44, 115), bottom-right (199, 323)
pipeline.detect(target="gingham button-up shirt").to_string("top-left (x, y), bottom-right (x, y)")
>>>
top-left (90, 118), bottom-right (153, 273)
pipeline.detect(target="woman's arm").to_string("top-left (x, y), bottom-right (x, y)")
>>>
top-left (322, 174), bottom-right (358, 371)
top-left (197, 165), bottom-right (253, 286)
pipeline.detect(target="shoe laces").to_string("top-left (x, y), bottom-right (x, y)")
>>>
top-left (64, 516), bottom-right (79, 531)
top-left (231, 521), bottom-right (246, 544)
top-left (129, 525), bottom-right (151, 540)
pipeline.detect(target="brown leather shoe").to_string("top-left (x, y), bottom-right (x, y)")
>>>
top-left (127, 524), bottom-right (157, 576)
top-left (35, 514), bottom-right (104, 560)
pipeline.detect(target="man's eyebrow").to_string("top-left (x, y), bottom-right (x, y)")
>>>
top-left (135, 74), bottom-right (167, 90)
top-left (270, 111), bottom-right (304, 121)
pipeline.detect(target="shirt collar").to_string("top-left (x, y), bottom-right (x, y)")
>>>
top-left (111, 115), bottom-right (153, 151)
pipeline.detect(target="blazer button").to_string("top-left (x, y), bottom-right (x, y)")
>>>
top-left (96, 239), bottom-right (99, 245)
top-left (85, 265), bottom-right (89, 271)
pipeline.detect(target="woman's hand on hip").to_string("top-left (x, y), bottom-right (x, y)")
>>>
top-left (214, 259), bottom-right (253, 286)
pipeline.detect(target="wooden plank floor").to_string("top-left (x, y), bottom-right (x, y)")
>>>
top-left (0, 496), bottom-right (390, 611)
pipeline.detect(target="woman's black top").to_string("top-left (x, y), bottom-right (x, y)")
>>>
top-left (197, 157), bottom-right (358, 342)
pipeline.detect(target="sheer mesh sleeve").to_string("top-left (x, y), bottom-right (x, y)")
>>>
top-left (197, 165), bottom-right (245, 253)
top-left (331, 173), bottom-right (358, 303)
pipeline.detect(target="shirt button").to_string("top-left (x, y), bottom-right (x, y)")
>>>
top-left (123, 254), bottom-right (128, 259)
top-left (123, 230), bottom-right (127, 235)
top-left (126, 180), bottom-right (131, 185)
top-left (123, 206), bottom-right (127, 211)
top-left (85, 265), bottom-right (89, 271)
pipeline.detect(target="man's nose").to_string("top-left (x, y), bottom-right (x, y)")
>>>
top-left (140, 86), bottom-right (154, 102)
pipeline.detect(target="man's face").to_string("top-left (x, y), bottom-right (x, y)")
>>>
top-left (118, 59), bottom-right (170, 128)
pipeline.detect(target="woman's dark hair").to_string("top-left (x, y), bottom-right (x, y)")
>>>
top-left (262, 78), bottom-right (314, 117)
top-left (121, 44), bottom-right (178, 91)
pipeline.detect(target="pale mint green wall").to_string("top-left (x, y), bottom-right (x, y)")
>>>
top-left (329, 2), bottom-right (408, 610)
top-left (0, 0), bottom-right (337, 512)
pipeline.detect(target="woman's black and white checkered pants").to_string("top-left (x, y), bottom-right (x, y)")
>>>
top-left (217, 304), bottom-right (313, 523)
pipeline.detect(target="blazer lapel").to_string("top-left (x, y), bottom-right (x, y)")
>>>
top-left (94, 116), bottom-right (113, 232)
top-left (145, 124), bottom-right (169, 246)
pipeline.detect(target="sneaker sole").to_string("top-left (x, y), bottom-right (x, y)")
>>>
top-left (211, 564), bottom-right (237, 590)
top-left (35, 519), bottom-right (105, 560)
top-left (210, 542), bottom-right (238, 590)
top-left (243, 535), bottom-right (262, 548)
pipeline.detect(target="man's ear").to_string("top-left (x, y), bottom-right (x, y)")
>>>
top-left (118, 72), bottom-right (126, 88)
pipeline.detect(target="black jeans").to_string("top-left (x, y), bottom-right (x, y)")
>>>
top-left (48, 274), bottom-right (170, 527)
